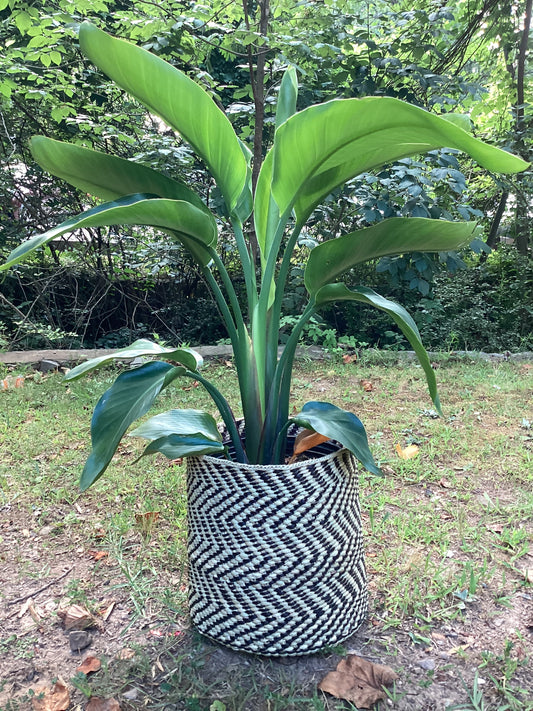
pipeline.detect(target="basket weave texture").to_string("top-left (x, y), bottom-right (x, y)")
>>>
top-left (186, 433), bottom-right (367, 656)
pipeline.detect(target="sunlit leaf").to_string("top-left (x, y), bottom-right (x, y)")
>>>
top-left (79, 22), bottom-right (247, 213)
top-left (0, 194), bottom-right (217, 271)
top-left (305, 218), bottom-right (476, 296)
top-left (268, 97), bottom-right (528, 225)
top-left (30, 136), bottom-right (206, 209)
top-left (65, 339), bottom-right (202, 381)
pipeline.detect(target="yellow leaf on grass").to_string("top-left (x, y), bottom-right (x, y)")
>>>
top-left (395, 443), bottom-right (419, 460)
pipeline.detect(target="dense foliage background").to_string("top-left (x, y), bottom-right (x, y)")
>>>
top-left (1, 0), bottom-right (532, 351)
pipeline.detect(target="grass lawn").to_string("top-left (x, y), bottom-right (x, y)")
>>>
top-left (0, 354), bottom-right (532, 711)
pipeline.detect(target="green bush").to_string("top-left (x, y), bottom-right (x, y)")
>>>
top-left (414, 248), bottom-right (533, 352)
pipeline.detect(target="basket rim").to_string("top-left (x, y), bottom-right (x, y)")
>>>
top-left (191, 440), bottom-right (350, 472)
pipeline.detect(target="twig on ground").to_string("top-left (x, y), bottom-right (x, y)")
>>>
top-left (6, 566), bottom-right (74, 606)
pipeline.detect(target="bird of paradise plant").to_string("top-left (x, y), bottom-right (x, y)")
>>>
top-left (1, 22), bottom-right (527, 489)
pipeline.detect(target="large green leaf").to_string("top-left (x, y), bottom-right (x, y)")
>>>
top-left (30, 136), bottom-right (206, 210)
top-left (65, 339), bottom-right (202, 381)
top-left (291, 401), bottom-right (381, 476)
top-left (315, 284), bottom-right (441, 413)
top-left (130, 408), bottom-right (224, 460)
top-left (254, 149), bottom-right (280, 260)
top-left (305, 218), bottom-right (476, 296)
top-left (136, 433), bottom-right (225, 461)
top-left (130, 408), bottom-right (222, 442)
top-left (268, 97), bottom-right (529, 225)
top-left (79, 22), bottom-right (247, 213)
top-left (0, 194), bottom-right (217, 271)
top-left (80, 361), bottom-right (185, 490)
top-left (275, 66), bottom-right (298, 130)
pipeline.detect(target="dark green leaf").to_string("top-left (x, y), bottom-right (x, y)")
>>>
top-left (315, 284), bottom-right (441, 413)
top-left (291, 401), bottom-right (381, 475)
top-left (136, 433), bottom-right (225, 460)
top-left (130, 408), bottom-right (221, 442)
top-left (80, 361), bottom-right (185, 490)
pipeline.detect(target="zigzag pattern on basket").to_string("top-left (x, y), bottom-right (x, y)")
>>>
top-left (186, 436), bottom-right (367, 656)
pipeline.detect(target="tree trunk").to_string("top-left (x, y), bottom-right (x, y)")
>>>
top-left (514, 0), bottom-right (532, 256)
top-left (243, 0), bottom-right (270, 263)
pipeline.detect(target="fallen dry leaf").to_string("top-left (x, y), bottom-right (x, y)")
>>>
top-left (88, 550), bottom-right (109, 561)
top-left (289, 429), bottom-right (330, 462)
top-left (134, 511), bottom-right (160, 536)
top-left (359, 379), bottom-right (373, 391)
top-left (77, 656), bottom-right (102, 674)
top-left (18, 598), bottom-right (33, 619)
top-left (32, 678), bottom-right (70, 711)
top-left (395, 443), bottom-right (419, 460)
top-left (57, 604), bottom-right (95, 630)
top-left (116, 647), bottom-right (136, 660)
top-left (318, 654), bottom-right (398, 708)
top-left (28, 601), bottom-right (44, 624)
top-left (85, 699), bottom-right (121, 711)
top-left (486, 523), bottom-right (504, 534)
top-left (438, 477), bottom-right (452, 488)
top-left (100, 600), bottom-right (116, 621)
top-left (342, 353), bottom-right (357, 364)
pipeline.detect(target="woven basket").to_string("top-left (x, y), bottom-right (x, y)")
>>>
top-left (186, 431), bottom-right (367, 655)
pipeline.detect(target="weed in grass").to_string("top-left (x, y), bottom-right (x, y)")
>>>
top-left (497, 528), bottom-right (530, 560)
top-left (0, 634), bottom-right (37, 660)
top-left (446, 673), bottom-right (489, 711)
top-left (65, 578), bottom-right (94, 608)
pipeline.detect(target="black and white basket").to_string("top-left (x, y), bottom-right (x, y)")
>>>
top-left (186, 433), bottom-right (367, 655)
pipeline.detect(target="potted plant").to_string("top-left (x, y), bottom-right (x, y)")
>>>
top-left (2, 23), bottom-right (527, 655)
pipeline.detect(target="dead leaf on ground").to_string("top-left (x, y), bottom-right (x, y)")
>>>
top-left (342, 353), bottom-right (357, 364)
top-left (486, 523), bottom-right (504, 534)
top-left (100, 600), bottom-right (116, 621)
top-left (289, 429), bottom-right (330, 462)
top-left (18, 597), bottom-right (33, 619)
top-left (134, 511), bottom-right (160, 536)
top-left (88, 550), bottom-right (108, 561)
top-left (32, 678), bottom-right (70, 711)
top-left (77, 656), bottom-right (102, 674)
top-left (395, 443), bottom-right (419, 460)
top-left (116, 647), bottom-right (136, 660)
top-left (57, 604), bottom-right (96, 630)
top-left (85, 699), bottom-right (121, 711)
top-left (318, 654), bottom-right (398, 708)
top-left (359, 379), bottom-right (373, 391)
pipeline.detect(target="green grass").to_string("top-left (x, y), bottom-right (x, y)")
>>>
top-left (0, 356), bottom-right (532, 710)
